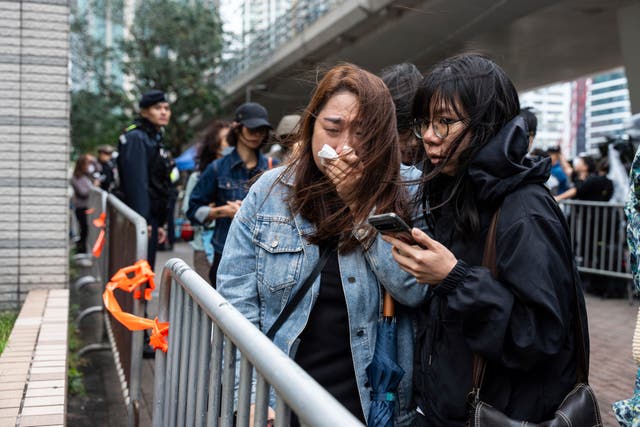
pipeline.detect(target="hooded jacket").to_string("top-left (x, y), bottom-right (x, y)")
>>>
top-left (414, 117), bottom-right (589, 425)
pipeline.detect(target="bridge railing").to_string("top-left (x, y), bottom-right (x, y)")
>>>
top-left (153, 258), bottom-right (364, 427)
top-left (218, 0), bottom-right (347, 87)
top-left (558, 199), bottom-right (631, 280)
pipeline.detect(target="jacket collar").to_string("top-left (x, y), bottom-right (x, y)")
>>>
top-left (227, 147), bottom-right (269, 170)
top-left (134, 117), bottom-right (163, 140)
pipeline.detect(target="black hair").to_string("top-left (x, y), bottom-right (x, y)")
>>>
top-left (196, 120), bottom-right (230, 172)
top-left (380, 63), bottom-right (423, 131)
top-left (520, 107), bottom-right (538, 135)
top-left (579, 155), bottom-right (597, 175)
top-left (227, 124), bottom-right (270, 148)
top-left (412, 53), bottom-right (521, 235)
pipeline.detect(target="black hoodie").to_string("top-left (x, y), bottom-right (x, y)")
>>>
top-left (414, 117), bottom-right (589, 425)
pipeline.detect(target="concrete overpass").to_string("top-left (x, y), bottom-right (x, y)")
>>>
top-left (219, 0), bottom-right (640, 119)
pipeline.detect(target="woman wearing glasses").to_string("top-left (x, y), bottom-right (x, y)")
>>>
top-left (383, 54), bottom-right (588, 425)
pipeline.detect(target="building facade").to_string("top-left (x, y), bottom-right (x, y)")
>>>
top-left (520, 82), bottom-right (573, 155)
top-left (0, 0), bottom-right (70, 309)
top-left (584, 67), bottom-right (632, 151)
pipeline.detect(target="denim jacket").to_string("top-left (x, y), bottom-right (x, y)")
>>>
top-left (187, 148), bottom-right (277, 254)
top-left (217, 166), bottom-right (428, 426)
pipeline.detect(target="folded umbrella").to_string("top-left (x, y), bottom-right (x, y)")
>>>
top-left (365, 292), bottom-right (405, 427)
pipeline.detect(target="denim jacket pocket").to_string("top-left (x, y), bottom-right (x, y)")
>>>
top-left (253, 216), bottom-right (304, 293)
top-left (217, 176), bottom-right (246, 201)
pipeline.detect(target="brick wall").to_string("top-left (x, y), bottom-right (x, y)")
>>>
top-left (0, 0), bottom-right (70, 309)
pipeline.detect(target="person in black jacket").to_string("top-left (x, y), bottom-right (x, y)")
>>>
top-left (382, 54), bottom-right (589, 426)
top-left (117, 89), bottom-right (172, 270)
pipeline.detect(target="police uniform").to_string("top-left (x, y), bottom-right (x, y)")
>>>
top-left (117, 117), bottom-right (172, 269)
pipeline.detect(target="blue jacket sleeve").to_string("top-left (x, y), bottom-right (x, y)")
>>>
top-left (118, 131), bottom-right (150, 220)
top-left (187, 162), bottom-right (218, 225)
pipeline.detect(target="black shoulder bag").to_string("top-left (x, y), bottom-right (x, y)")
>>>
top-left (468, 208), bottom-right (603, 427)
top-left (265, 246), bottom-right (332, 340)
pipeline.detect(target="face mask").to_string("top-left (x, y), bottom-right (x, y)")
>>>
top-left (88, 164), bottom-right (96, 174)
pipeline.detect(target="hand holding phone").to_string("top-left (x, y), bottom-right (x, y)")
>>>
top-left (367, 213), bottom-right (420, 246)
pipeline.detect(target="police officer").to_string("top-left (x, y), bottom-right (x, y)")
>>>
top-left (96, 144), bottom-right (117, 192)
top-left (117, 90), bottom-right (172, 270)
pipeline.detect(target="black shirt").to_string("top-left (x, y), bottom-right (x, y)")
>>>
top-left (574, 175), bottom-right (613, 201)
top-left (293, 245), bottom-right (365, 425)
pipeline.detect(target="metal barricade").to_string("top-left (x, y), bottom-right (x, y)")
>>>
top-left (75, 188), bottom-right (108, 351)
top-left (559, 199), bottom-right (631, 279)
top-left (71, 187), bottom-right (148, 425)
top-left (153, 258), bottom-right (364, 427)
top-left (104, 193), bottom-right (148, 426)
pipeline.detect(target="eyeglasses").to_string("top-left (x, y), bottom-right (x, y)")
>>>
top-left (412, 117), bottom-right (465, 140)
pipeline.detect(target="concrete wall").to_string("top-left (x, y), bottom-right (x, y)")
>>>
top-left (0, 0), bottom-right (70, 309)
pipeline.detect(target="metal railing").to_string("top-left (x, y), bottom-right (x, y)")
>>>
top-left (218, 0), bottom-right (347, 87)
top-left (559, 199), bottom-right (631, 279)
top-left (153, 258), bottom-right (364, 427)
top-left (104, 193), bottom-right (149, 426)
top-left (72, 187), bottom-right (148, 426)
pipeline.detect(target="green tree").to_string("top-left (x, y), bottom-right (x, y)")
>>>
top-left (71, 0), bottom-right (226, 155)
top-left (70, 90), bottom-right (127, 157)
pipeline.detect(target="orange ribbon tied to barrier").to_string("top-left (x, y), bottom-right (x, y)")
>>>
top-left (102, 260), bottom-right (170, 353)
top-left (92, 212), bottom-right (107, 258)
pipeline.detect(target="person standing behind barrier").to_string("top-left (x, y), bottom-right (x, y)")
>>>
top-left (217, 64), bottom-right (427, 426)
top-left (380, 62), bottom-right (424, 166)
top-left (181, 120), bottom-right (230, 282)
top-left (117, 90), bottom-right (172, 270)
top-left (70, 154), bottom-right (100, 253)
top-left (96, 144), bottom-right (117, 192)
top-left (382, 54), bottom-right (588, 426)
top-left (556, 155), bottom-right (613, 202)
top-left (547, 145), bottom-right (573, 194)
top-left (187, 102), bottom-right (277, 286)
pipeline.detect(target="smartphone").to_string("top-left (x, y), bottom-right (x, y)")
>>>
top-left (367, 213), bottom-right (417, 246)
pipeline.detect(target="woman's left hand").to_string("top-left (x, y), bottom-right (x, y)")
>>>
top-left (381, 228), bottom-right (457, 285)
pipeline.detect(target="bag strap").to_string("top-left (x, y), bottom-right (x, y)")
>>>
top-left (472, 207), bottom-right (589, 398)
top-left (266, 245), bottom-right (332, 339)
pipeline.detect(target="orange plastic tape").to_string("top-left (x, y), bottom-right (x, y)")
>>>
top-left (92, 229), bottom-right (105, 258)
top-left (92, 211), bottom-right (106, 228)
top-left (102, 260), bottom-right (169, 352)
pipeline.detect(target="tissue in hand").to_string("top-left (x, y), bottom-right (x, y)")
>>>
top-left (317, 144), bottom-right (338, 160)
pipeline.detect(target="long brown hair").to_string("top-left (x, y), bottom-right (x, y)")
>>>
top-left (197, 120), bottom-right (230, 172)
top-left (73, 154), bottom-right (94, 178)
top-left (285, 63), bottom-right (410, 251)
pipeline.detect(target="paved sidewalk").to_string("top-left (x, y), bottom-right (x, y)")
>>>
top-left (586, 293), bottom-right (637, 427)
top-left (137, 242), bottom-right (637, 427)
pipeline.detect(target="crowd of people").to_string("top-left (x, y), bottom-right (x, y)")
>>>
top-left (70, 52), bottom-right (639, 426)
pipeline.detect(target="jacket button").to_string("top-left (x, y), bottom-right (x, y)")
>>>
top-left (347, 277), bottom-right (356, 283)
top-left (356, 329), bottom-right (364, 337)
top-left (271, 240), bottom-right (278, 248)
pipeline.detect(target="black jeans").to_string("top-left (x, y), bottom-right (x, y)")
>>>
top-left (75, 207), bottom-right (88, 253)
